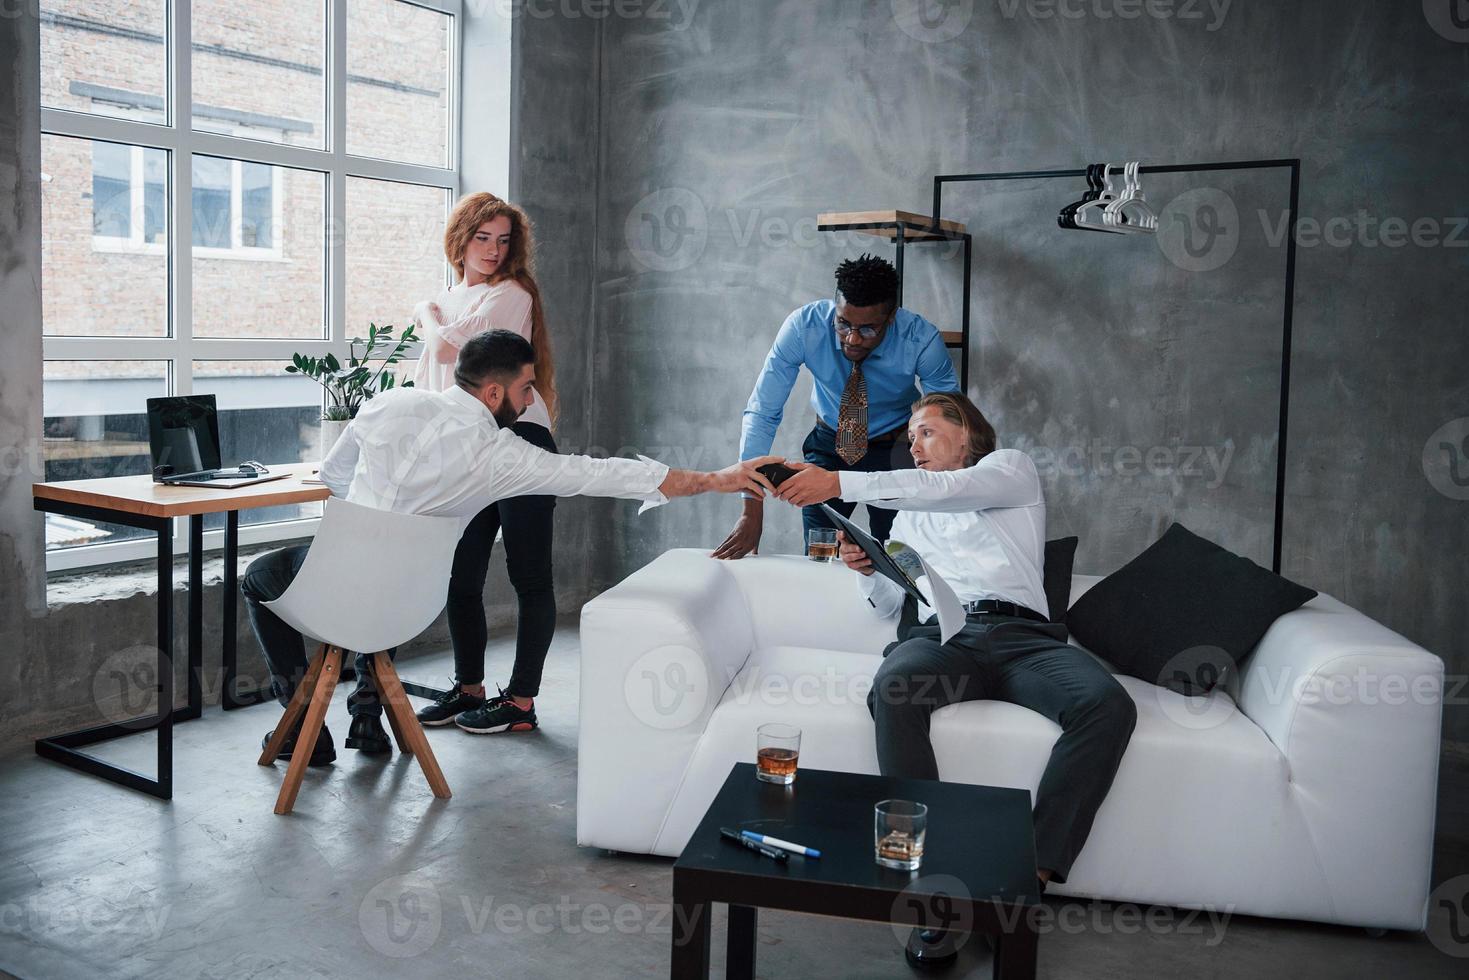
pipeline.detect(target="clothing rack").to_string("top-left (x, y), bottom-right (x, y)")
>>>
top-left (927, 159), bottom-right (1302, 573)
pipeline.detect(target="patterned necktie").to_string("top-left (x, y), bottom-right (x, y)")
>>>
top-left (836, 362), bottom-right (868, 464)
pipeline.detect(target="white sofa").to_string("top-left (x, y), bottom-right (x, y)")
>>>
top-left (576, 549), bottom-right (1444, 931)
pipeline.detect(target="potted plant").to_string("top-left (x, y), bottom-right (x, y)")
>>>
top-left (286, 323), bottom-right (418, 456)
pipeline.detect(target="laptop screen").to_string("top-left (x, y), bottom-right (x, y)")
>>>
top-left (147, 395), bottom-right (223, 479)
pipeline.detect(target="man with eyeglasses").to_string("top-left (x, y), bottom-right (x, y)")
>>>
top-left (714, 254), bottom-right (960, 559)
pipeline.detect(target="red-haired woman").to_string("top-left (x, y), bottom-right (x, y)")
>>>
top-left (375, 193), bottom-right (562, 744)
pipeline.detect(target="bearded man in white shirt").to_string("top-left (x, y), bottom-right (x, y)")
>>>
top-left (243, 330), bottom-right (781, 766)
top-left (776, 392), bottom-right (1137, 905)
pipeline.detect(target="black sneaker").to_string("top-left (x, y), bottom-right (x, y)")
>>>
top-left (454, 689), bottom-right (538, 734)
top-left (416, 682), bottom-right (488, 727)
top-left (262, 723), bottom-right (336, 767)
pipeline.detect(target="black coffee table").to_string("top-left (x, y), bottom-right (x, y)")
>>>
top-left (670, 763), bottom-right (1041, 979)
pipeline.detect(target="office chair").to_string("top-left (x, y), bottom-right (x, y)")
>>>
top-left (258, 497), bottom-right (463, 814)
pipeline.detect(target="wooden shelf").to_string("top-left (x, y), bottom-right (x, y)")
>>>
top-left (941, 331), bottom-right (964, 347)
top-left (816, 209), bottom-right (967, 242)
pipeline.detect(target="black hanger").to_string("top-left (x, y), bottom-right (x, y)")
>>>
top-left (1058, 164), bottom-right (1102, 230)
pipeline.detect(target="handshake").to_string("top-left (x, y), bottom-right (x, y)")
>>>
top-left (709, 459), bottom-right (851, 562)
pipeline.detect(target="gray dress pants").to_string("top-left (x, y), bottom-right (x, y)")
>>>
top-left (866, 615), bottom-right (1137, 883)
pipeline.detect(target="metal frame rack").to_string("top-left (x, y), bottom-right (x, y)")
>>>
top-left (816, 210), bottom-right (972, 389)
top-left (822, 159), bottom-right (1301, 572)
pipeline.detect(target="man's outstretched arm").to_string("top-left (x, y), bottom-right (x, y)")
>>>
top-left (775, 450), bottom-right (1041, 513)
top-left (476, 434), bottom-right (781, 511)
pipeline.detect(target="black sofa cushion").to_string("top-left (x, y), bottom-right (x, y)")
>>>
top-left (1066, 523), bottom-right (1317, 694)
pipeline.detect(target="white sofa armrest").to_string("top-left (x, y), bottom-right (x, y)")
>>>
top-left (718, 553), bottom-right (899, 655)
top-left (1237, 591), bottom-right (1444, 929)
top-left (576, 549), bottom-right (756, 853)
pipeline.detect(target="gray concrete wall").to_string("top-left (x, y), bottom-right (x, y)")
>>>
top-left (507, 6), bottom-right (618, 604)
top-left (587, 0), bottom-right (1469, 742)
top-left (1, 3), bottom-right (49, 746)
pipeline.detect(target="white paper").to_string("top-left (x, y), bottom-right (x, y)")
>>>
top-left (915, 552), bottom-right (966, 644)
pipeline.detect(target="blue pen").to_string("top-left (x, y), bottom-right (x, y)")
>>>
top-left (741, 830), bottom-right (822, 859)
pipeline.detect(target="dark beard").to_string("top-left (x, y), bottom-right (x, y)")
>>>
top-left (493, 402), bottom-right (521, 428)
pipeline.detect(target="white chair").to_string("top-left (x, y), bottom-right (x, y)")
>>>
top-left (258, 497), bottom-right (465, 814)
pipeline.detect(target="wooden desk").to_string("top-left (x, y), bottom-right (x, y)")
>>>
top-left (33, 464), bottom-right (330, 799)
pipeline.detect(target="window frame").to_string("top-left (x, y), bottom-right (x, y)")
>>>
top-left (187, 152), bottom-right (287, 260)
top-left (41, 0), bottom-right (461, 573)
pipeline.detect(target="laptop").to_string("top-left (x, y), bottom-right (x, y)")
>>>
top-left (146, 394), bottom-right (288, 488)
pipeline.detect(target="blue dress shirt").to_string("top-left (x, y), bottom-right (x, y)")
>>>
top-left (739, 299), bottom-right (961, 461)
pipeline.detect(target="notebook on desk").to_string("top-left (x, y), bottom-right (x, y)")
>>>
top-left (146, 394), bottom-right (287, 488)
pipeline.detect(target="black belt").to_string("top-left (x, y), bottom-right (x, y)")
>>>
top-left (963, 599), bottom-right (1050, 624)
top-left (815, 420), bottom-right (907, 446)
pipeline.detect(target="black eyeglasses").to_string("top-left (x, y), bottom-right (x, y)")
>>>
top-left (833, 317), bottom-right (888, 341)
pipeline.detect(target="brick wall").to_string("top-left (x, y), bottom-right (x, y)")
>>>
top-left (40, 0), bottom-right (452, 383)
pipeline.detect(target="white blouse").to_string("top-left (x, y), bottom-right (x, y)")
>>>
top-left (410, 278), bottom-right (552, 431)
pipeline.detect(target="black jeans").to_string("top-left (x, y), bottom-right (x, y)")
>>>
top-left (801, 419), bottom-right (914, 543)
top-left (866, 617), bottom-right (1137, 883)
top-left (240, 544), bottom-right (395, 718)
top-left (446, 420), bottom-right (558, 699)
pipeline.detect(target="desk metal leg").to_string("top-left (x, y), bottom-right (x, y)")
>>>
top-left (726, 904), bottom-right (757, 980)
top-left (34, 505), bottom-right (176, 799)
top-left (181, 515), bottom-right (203, 720)
top-left (221, 510), bottom-right (267, 710)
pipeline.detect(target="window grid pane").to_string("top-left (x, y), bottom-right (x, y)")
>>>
top-left (193, 360), bottom-right (325, 530)
top-left (40, 3), bottom-right (459, 558)
top-left (191, 157), bottom-right (327, 339)
top-left (43, 134), bottom-right (169, 338)
top-left (347, 0), bottom-right (452, 167)
top-left (191, 0), bottom-right (327, 150)
top-left (42, 360), bottom-right (169, 551)
top-left (40, 1), bottom-right (168, 126)
top-left (345, 176), bottom-right (449, 338)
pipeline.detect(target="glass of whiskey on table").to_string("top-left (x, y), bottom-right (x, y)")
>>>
top-left (755, 723), bottom-right (801, 785)
top-left (806, 528), bottom-right (838, 562)
top-left (875, 799), bottom-right (928, 871)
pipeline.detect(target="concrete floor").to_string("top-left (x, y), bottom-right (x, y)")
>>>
top-left (1, 622), bottom-right (1465, 979)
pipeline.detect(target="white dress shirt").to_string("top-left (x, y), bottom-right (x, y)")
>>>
top-left (320, 384), bottom-right (667, 519)
top-left (410, 279), bottom-right (553, 431)
top-left (837, 449), bottom-right (1048, 620)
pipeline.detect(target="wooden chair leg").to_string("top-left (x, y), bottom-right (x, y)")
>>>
top-left (373, 652), bottom-right (451, 800)
top-left (364, 657), bottom-right (412, 754)
top-left (274, 645), bottom-right (343, 815)
top-left (259, 643), bottom-right (328, 765)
